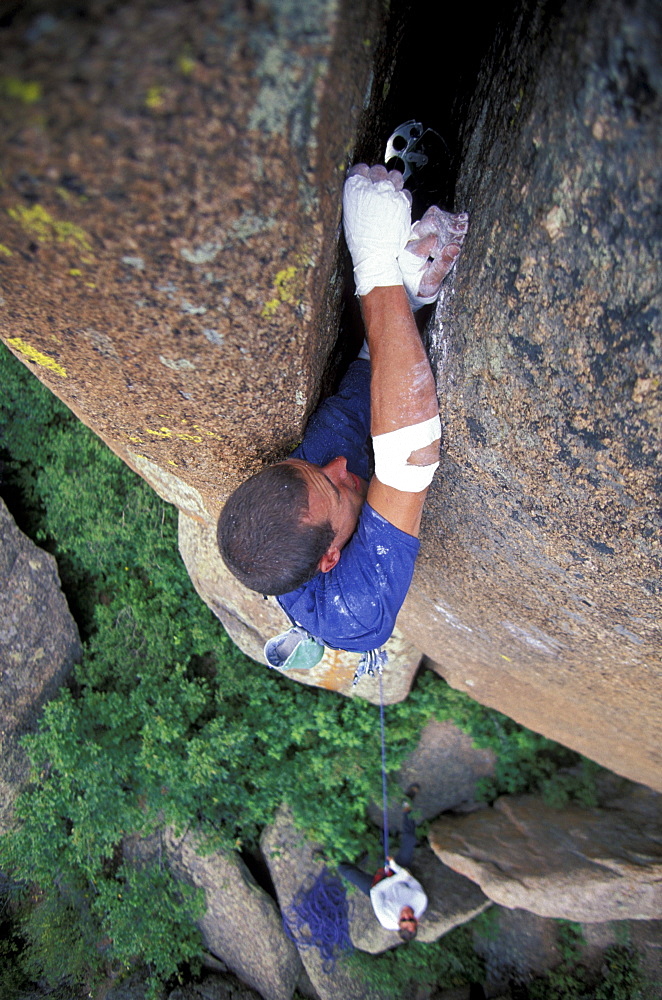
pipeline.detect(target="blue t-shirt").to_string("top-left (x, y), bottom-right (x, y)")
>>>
top-left (279, 359), bottom-right (420, 652)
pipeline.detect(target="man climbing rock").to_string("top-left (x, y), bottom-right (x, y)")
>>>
top-left (338, 791), bottom-right (427, 941)
top-left (218, 160), bottom-right (467, 660)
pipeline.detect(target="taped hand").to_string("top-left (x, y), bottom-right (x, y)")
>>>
top-left (343, 164), bottom-right (413, 297)
top-left (398, 207), bottom-right (469, 311)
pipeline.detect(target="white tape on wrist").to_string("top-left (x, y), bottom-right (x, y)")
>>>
top-left (343, 174), bottom-right (411, 297)
top-left (372, 415), bottom-right (441, 492)
top-left (353, 259), bottom-right (403, 297)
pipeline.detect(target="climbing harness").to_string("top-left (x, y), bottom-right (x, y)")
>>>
top-left (352, 647), bottom-right (391, 869)
top-left (283, 868), bottom-right (353, 972)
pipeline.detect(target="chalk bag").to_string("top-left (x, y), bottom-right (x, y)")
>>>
top-left (264, 625), bottom-right (325, 670)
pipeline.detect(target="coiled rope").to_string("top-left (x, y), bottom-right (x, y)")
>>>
top-left (283, 869), bottom-right (353, 972)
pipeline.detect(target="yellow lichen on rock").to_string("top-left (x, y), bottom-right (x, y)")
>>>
top-left (261, 265), bottom-right (304, 317)
top-left (0, 77), bottom-right (41, 103)
top-left (6, 337), bottom-right (67, 377)
top-left (8, 204), bottom-right (93, 256)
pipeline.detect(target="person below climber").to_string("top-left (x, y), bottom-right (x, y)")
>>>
top-left (338, 788), bottom-right (426, 940)
top-left (217, 161), bottom-right (468, 661)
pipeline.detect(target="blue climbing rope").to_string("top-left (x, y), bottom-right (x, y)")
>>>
top-left (378, 666), bottom-right (389, 867)
top-left (353, 648), bottom-right (391, 868)
top-left (283, 869), bottom-right (353, 972)
top-left (284, 649), bottom-right (391, 971)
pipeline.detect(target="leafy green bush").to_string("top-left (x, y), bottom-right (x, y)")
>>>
top-left (594, 944), bottom-right (648, 1000)
top-left (524, 922), bottom-right (650, 1000)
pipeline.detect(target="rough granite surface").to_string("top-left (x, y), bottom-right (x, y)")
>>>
top-left (400, 0), bottom-right (662, 790)
top-left (164, 828), bottom-right (302, 1000)
top-left (367, 713), bottom-right (496, 833)
top-left (429, 790), bottom-right (662, 921)
top-left (0, 496), bottom-right (81, 834)
top-left (0, 0), bottom-right (379, 521)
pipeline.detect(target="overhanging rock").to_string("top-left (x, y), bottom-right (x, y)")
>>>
top-left (428, 789), bottom-right (662, 922)
top-left (0, 0), bottom-right (381, 520)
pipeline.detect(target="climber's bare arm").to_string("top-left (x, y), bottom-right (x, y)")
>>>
top-left (362, 285), bottom-right (440, 538)
top-left (342, 164), bottom-right (468, 537)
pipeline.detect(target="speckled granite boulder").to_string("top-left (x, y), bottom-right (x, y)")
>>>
top-left (164, 828), bottom-right (302, 1000)
top-left (471, 906), bottom-right (562, 993)
top-left (1, 0), bottom-right (660, 792)
top-left (368, 715), bottom-right (496, 833)
top-left (395, 0), bottom-right (662, 791)
top-left (0, 0), bottom-right (380, 522)
top-left (429, 791), bottom-right (662, 921)
top-left (169, 974), bottom-right (265, 1000)
top-left (0, 496), bottom-right (81, 834)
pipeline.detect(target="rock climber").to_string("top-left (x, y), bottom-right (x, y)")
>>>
top-left (338, 789), bottom-right (426, 940)
top-left (217, 159), bottom-right (467, 663)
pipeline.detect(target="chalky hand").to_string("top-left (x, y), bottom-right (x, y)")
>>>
top-left (398, 207), bottom-right (469, 311)
top-left (343, 163), bottom-right (413, 296)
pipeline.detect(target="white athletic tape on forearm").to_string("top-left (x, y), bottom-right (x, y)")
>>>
top-left (372, 415), bottom-right (441, 492)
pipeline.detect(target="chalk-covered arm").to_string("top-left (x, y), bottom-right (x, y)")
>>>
top-left (342, 163), bottom-right (441, 537)
top-left (362, 284), bottom-right (440, 537)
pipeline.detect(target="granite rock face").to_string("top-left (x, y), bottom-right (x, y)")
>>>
top-left (168, 974), bottom-right (265, 1000)
top-left (397, 0), bottom-right (662, 790)
top-left (178, 510), bottom-right (422, 704)
top-left (0, 0), bottom-right (660, 791)
top-left (0, 496), bottom-right (81, 834)
top-left (0, 0), bottom-right (380, 522)
top-left (471, 906), bottom-right (562, 993)
top-left (429, 791), bottom-right (662, 921)
top-left (367, 714), bottom-right (496, 834)
top-left (164, 828), bottom-right (302, 1000)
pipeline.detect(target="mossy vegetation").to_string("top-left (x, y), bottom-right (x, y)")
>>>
top-left (0, 343), bottom-right (621, 996)
top-left (520, 922), bottom-right (650, 1000)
